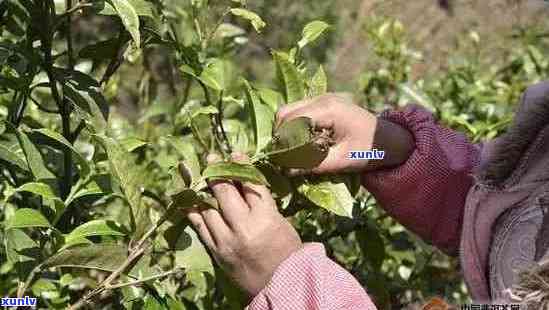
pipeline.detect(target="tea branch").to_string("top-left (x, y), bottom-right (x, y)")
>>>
top-left (68, 214), bottom-right (171, 310)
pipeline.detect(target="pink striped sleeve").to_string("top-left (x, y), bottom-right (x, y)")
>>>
top-left (363, 104), bottom-right (481, 255)
top-left (247, 243), bottom-right (377, 310)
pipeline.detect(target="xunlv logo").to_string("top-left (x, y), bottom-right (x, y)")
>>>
top-left (0, 297), bottom-right (37, 307)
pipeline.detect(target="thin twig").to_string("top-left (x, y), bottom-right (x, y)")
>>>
top-left (105, 269), bottom-right (184, 290)
top-left (216, 90), bottom-right (232, 154)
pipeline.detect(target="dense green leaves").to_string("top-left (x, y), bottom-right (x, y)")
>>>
top-left (5, 208), bottom-right (51, 230)
top-left (202, 162), bottom-right (268, 185)
top-left (0, 143), bottom-right (28, 171)
top-left (15, 128), bottom-right (55, 181)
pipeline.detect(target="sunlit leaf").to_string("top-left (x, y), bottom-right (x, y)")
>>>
top-left (273, 51), bottom-right (305, 104)
top-left (64, 220), bottom-right (126, 247)
top-left (230, 8), bottom-right (265, 33)
top-left (110, 0), bottom-right (141, 48)
top-left (243, 79), bottom-right (274, 155)
top-left (6, 208), bottom-right (51, 230)
top-left (202, 162), bottom-right (268, 185)
top-left (298, 20), bottom-right (330, 49)
top-left (309, 65), bottom-right (327, 97)
top-left (298, 181), bottom-right (355, 218)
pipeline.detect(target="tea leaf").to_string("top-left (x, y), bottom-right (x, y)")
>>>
top-left (64, 220), bottom-right (126, 247)
top-left (45, 243), bottom-right (128, 272)
top-left (93, 135), bottom-right (143, 231)
top-left (111, 0), bottom-right (141, 48)
top-left (298, 181), bottom-right (355, 218)
top-left (32, 128), bottom-right (91, 177)
top-left (273, 51), bottom-right (305, 104)
top-left (298, 21), bottom-right (330, 49)
top-left (174, 227), bottom-right (214, 275)
top-left (243, 79), bottom-right (274, 155)
top-left (14, 128), bottom-right (55, 181)
top-left (199, 59), bottom-right (228, 91)
top-left (0, 144), bottom-right (28, 171)
top-left (267, 117), bottom-right (328, 168)
top-left (230, 8), bottom-right (265, 33)
top-left (309, 65), bottom-right (327, 97)
top-left (6, 208), bottom-right (51, 230)
top-left (202, 162), bottom-right (268, 185)
top-left (14, 182), bottom-right (58, 200)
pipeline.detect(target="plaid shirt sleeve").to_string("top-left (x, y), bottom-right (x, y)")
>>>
top-left (363, 104), bottom-right (481, 255)
top-left (247, 243), bottom-right (377, 310)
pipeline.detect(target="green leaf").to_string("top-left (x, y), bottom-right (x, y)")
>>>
top-left (14, 182), bottom-right (58, 200)
top-left (298, 21), bottom-right (330, 49)
top-left (198, 59), bottom-right (228, 91)
top-left (64, 220), bottom-right (126, 247)
top-left (168, 188), bottom-right (201, 210)
top-left (14, 127), bottom-right (55, 180)
top-left (257, 87), bottom-right (284, 111)
top-left (32, 128), bottom-right (91, 177)
top-left (309, 65), bottom-right (327, 97)
top-left (273, 51), bottom-right (305, 104)
top-left (93, 135), bottom-right (143, 231)
top-left (191, 106), bottom-right (219, 119)
top-left (267, 117), bottom-right (328, 169)
top-left (202, 162), bottom-right (268, 185)
top-left (0, 143), bottom-right (28, 171)
top-left (54, 68), bottom-right (109, 131)
top-left (44, 243), bottom-right (128, 272)
top-left (119, 137), bottom-right (148, 152)
top-left (110, 0), bottom-right (141, 48)
top-left (6, 208), bottom-right (51, 230)
top-left (4, 229), bottom-right (40, 276)
top-left (230, 8), bottom-right (266, 33)
top-left (243, 79), bottom-right (274, 155)
top-left (175, 227), bottom-right (214, 275)
top-left (298, 181), bottom-right (355, 218)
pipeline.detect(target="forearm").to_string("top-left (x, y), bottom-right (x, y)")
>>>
top-left (247, 243), bottom-right (377, 310)
top-left (362, 104), bottom-right (481, 255)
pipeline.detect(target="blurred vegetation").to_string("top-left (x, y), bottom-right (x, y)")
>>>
top-left (1, 0), bottom-right (549, 309)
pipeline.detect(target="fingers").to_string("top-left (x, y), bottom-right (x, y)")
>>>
top-left (200, 208), bottom-right (232, 243)
top-left (276, 97), bottom-right (335, 129)
top-left (187, 209), bottom-right (216, 250)
top-left (206, 154), bottom-right (250, 229)
top-left (231, 153), bottom-right (276, 212)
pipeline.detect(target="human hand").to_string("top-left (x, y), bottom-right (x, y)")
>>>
top-left (276, 93), bottom-right (414, 175)
top-left (186, 153), bottom-right (302, 298)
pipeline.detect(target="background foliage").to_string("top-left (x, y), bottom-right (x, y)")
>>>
top-left (1, 0), bottom-right (549, 309)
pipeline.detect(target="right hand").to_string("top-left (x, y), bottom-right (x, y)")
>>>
top-left (276, 94), bottom-right (414, 175)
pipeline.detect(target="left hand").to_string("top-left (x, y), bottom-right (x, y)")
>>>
top-left (185, 153), bottom-right (303, 298)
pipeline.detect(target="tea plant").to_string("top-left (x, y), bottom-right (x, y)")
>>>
top-left (0, 0), bottom-right (363, 308)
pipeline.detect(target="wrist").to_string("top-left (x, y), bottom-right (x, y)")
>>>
top-left (366, 117), bottom-right (414, 171)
